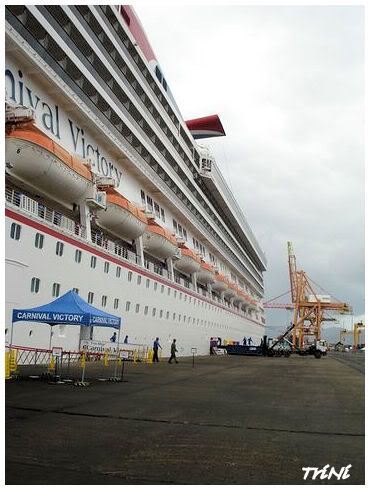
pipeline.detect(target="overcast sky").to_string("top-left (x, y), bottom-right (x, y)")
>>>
top-left (135, 5), bottom-right (364, 337)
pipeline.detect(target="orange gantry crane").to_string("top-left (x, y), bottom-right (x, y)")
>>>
top-left (287, 241), bottom-right (352, 350)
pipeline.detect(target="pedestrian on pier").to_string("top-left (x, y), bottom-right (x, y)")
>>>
top-left (153, 337), bottom-right (162, 362)
top-left (168, 339), bottom-right (179, 364)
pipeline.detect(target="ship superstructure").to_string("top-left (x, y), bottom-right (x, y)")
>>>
top-left (5, 5), bottom-right (267, 356)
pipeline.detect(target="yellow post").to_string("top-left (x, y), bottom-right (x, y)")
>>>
top-left (133, 350), bottom-right (137, 365)
top-left (147, 348), bottom-right (153, 364)
top-left (80, 352), bottom-right (86, 368)
top-left (103, 350), bottom-right (109, 367)
top-left (10, 349), bottom-right (18, 373)
top-left (48, 355), bottom-right (55, 373)
top-left (5, 352), bottom-right (11, 380)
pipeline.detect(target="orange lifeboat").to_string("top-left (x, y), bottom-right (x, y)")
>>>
top-left (142, 218), bottom-right (178, 259)
top-left (5, 122), bottom-right (93, 204)
top-left (212, 272), bottom-right (228, 293)
top-left (96, 188), bottom-right (147, 240)
top-left (174, 245), bottom-right (201, 275)
top-left (197, 260), bottom-right (215, 285)
top-left (233, 287), bottom-right (246, 304)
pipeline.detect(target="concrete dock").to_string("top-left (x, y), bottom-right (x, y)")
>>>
top-left (6, 352), bottom-right (364, 485)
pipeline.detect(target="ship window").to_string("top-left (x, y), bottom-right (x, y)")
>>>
top-left (155, 65), bottom-right (162, 83)
top-left (178, 314), bottom-right (181, 321)
top-left (173, 313), bottom-right (176, 320)
top-left (126, 301), bottom-right (131, 312)
top-left (29, 330), bottom-right (33, 337)
top-left (75, 250), bottom-right (82, 263)
top-left (137, 275), bottom-right (142, 285)
top-left (116, 266), bottom-right (121, 278)
top-left (90, 256), bottom-right (97, 268)
top-left (193, 317), bottom-right (195, 324)
top-left (30, 277), bottom-right (40, 293)
top-left (34, 233), bottom-right (44, 249)
top-left (140, 190), bottom-right (146, 207)
top-left (104, 261), bottom-right (110, 273)
top-left (144, 306), bottom-right (148, 316)
top-left (102, 295), bottom-right (107, 307)
top-left (146, 196), bottom-right (153, 212)
top-left (178, 224), bottom-right (183, 237)
top-left (159, 309), bottom-right (163, 319)
top-left (167, 288), bottom-right (170, 295)
top-left (10, 222), bottom-right (21, 240)
top-left (154, 202), bottom-right (160, 218)
top-left (183, 315), bottom-right (186, 322)
top-left (166, 311), bottom-right (169, 320)
top-left (73, 287), bottom-right (79, 294)
top-left (146, 279), bottom-right (150, 288)
top-left (128, 271), bottom-right (133, 282)
top-left (183, 229), bottom-right (187, 241)
top-left (188, 316), bottom-right (191, 323)
top-left (88, 292), bottom-right (94, 304)
top-left (179, 293), bottom-right (182, 300)
top-left (52, 283), bottom-right (60, 297)
top-left (55, 242), bottom-right (64, 256)
top-left (172, 219), bottom-right (178, 234)
top-left (152, 307), bottom-right (156, 317)
top-left (160, 208), bottom-right (165, 222)
top-left (174, 291), bottom-right (177, 298)
top-left (114, 298), bottom-right (119, 309)
top-left (135, 303), bottom-right (140, 313)
top-left (161, 285), bottom-right (164, 293)
top-left (162, 78), bottom-right (167, 91)
top-left (154, 282), bottom-right (158, 291)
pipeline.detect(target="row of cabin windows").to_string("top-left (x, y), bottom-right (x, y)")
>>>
top-left (140, 190), bottom-right (166, 222)
top-left (172, 219), bottom-right (188, 241)
top-left (29, 278), bottom-right (258, 320)
top-left (10, 223), bottom-right (258, 311)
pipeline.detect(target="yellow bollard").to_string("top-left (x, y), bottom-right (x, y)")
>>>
top-left (5, 352), bottom-right (11, 380)
top-left (80, 352), bottom-right (86, 368)
top-left (48, 355), bottom-right (55, 373)
top-left (147, 348), bottom-right (153, 364)
top-left (133, 350), bottom-right (137, 365)
top-left (103, 351), bottom-right (109, 367)
top-left (10, 349), bottom-right (18, 373)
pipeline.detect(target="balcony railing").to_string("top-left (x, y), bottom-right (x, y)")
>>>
top-left (6, 187), bottom-right (86, 239)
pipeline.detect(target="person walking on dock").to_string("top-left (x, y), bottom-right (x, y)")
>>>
top-left (168, 339), bottom-right (179, 364)
top-left (153, 337), bottom-right (162, 363)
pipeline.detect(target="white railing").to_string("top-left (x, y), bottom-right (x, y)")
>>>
top-left (6, 187), bottom-right (86, 239)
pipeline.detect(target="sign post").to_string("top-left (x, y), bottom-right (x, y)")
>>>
top-left (191, 347), bottom-right (197, 368)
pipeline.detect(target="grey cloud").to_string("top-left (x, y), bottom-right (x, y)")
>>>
top-left (136, 5), bottom-right (364, 332)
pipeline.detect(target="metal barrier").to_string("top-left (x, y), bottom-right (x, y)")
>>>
top-left (5, 344), bottom-right (151, 383)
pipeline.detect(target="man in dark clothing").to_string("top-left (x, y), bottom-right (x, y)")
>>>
top-left (242, 337), bottom-right (247, 346)
top-left (153, 337), bottom-right (162, 363)
top-left (110, 332), bottom-right (117, 343)
top-left (168, 339), bottom-right (179, 364)
top-left (248, 337), bottom-right (253, 346)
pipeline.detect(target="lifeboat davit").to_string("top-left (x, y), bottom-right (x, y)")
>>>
top-left (96, 188), bottom-right (147, 241)
top-left (197, 261), bottom-right (215, 285)
top-left (212, 272), bottom-right (228, 293)
top-left (5, 123), bottom-right (93, 204)
top-left (174, 245), bottom-right (201, 275)
top-left (142, 219), bottom-right (178, 259)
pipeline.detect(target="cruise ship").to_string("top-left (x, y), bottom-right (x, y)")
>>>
top-left (5, 5), bottom-right (267, 357)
